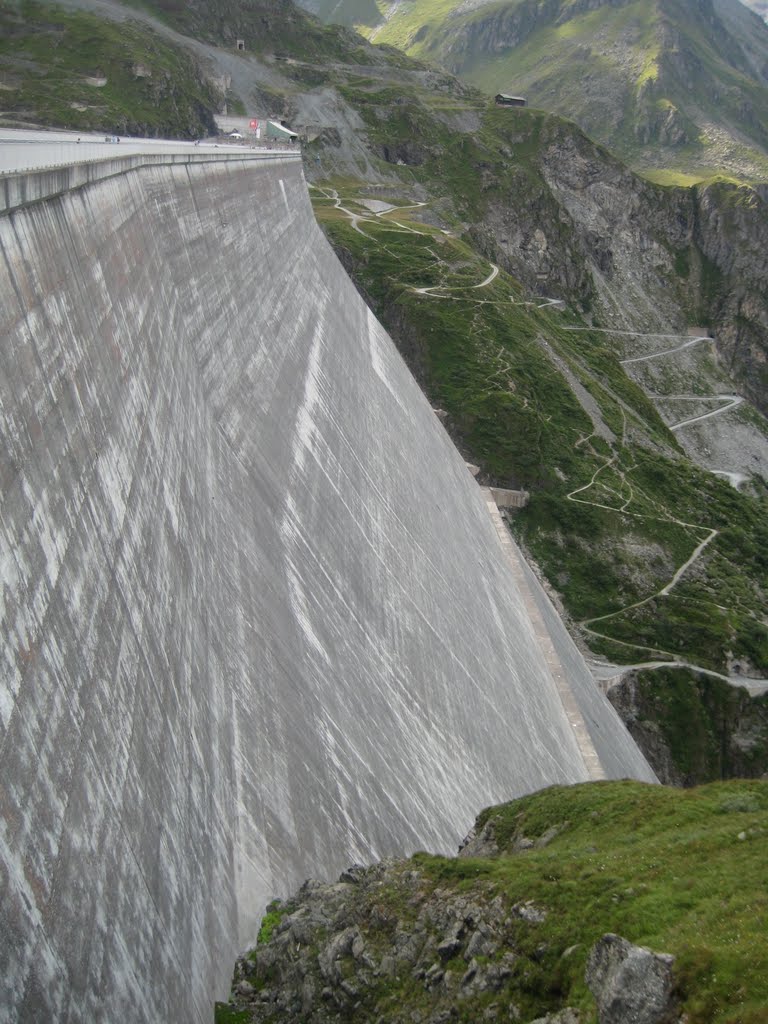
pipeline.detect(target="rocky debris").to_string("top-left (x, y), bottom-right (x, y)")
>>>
top-left (586, 934), bottom-right (677, 1024)
top-left (460, 813), bottom-right (569, 859)
top-left (220, 859), bottom-right (562, 1023)
top-left (511, 900), bottom-right (547, 923)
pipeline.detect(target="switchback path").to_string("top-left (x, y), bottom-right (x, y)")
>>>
top-left (619, 335), bottom-right (711, 365)
top-left (565, 414), bottom-right (720, 661)
top-left (668, 394), bottom-right (744, 430)
top-left (412, 263), bottom-right (499, 295)
top-left (590, 659), bottom-right (768, 696)
top-left (310, 185), bottom-right (430, 237)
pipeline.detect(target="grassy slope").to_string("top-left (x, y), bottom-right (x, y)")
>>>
top-left (457, 780), bottom-right (768, 1022)
top-left (0, 0), bottom-right (221, 136)
top-left (121, 0), bottom-right (406, 62)
top-left (298, 0), bottom-right (386, 29)
top-left (221, 779), bottom-right (768, 1023)
top-left (310, 95), bottom-right (768, 679)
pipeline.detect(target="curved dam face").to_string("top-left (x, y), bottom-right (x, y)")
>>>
top-left (0, 153), bottom-right (654, 1023)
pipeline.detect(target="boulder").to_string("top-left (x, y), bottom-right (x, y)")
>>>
top-left (586, 933), bottom-right (676, 1024)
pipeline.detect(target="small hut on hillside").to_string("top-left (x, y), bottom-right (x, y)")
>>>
top-left (495, 94), bottom-right (527, 107)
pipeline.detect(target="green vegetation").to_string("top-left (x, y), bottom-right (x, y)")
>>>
top-left (256, 900), bottom-right (285, 945)
top-left (414, 780), bottom-right (768, 1022)
top-left (0, 1), bottom-right (220, 136)
top-left (213, 1004), bottom-right (251, 1024)
top-left (641, 168), bottom-right (707, 187)
top-left (624, 668), bottom-right (768, 782)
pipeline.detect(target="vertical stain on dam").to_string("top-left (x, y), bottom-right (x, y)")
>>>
top-left (0, 154), bottom-right (655, 1022)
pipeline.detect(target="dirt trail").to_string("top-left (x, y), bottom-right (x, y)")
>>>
top-left (667, 394), bottom-right (744, 430)
top-left (566, 416), bottom-right (718, 661)
top-left (412, 263), bottom-right (498, 295)
top-left (311, 186), bottom-right (431, 238)
top-left (619, 335), bottom-right (711, 365)
top-left (590, 658), bottom-right (768, 695)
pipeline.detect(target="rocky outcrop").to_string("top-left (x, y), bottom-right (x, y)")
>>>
top-left (471, 116), bottom-right (768, 405)
top-left (226, 863), bottom-right (530, 1022)
top-left (693, 180), bottom-right (768, 414)
top-left (219, 861), bottom-right (680, 1023)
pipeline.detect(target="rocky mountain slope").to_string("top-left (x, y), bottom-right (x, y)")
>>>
top-left (305, 0), bottom-right (768, 180)
top-left (607, 667), bottom-right (768, 784)
top-left (217, 779), bottom-right (768, 1023)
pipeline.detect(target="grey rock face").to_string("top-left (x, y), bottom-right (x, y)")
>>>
top-left (458, 819), bottom-right (500, 858)
top-left (586, 933), bottom-right (676, 1024)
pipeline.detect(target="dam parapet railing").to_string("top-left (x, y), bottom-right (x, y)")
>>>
top-left (0, 143), bottom-right (301, 215)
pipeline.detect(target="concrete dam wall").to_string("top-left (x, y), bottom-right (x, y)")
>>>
top-left (0, 152), bottom-right (655, 1023)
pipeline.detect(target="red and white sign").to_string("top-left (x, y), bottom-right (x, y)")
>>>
top-left (250, 119), bottom-right (259, 129)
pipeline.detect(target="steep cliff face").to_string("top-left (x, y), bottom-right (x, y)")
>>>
top-left (435, 110), bottom-right (768, 409)
top-left (693, 181), bottom-right (768, 413)
top-left (608, 668), bottom-right (768, 785)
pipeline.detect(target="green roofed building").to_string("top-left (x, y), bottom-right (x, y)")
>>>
top-left (265, 120), bottom-right (298, 141)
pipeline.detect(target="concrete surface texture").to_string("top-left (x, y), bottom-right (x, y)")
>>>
top-left (0, 154), bottom-right (655, 1023)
